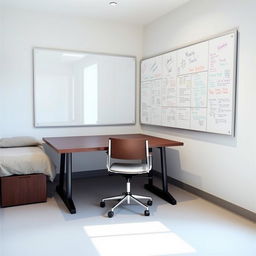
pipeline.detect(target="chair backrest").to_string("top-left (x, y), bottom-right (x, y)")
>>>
top-left (106, 138), bottom-right (151, 173)
top-left (108, 138), bottom-right (148, 160)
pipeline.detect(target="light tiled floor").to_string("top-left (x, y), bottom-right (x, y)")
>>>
top-left (0, 176), bottom-right (255, 256)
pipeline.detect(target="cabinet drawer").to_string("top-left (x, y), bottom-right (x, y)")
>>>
top-left (0, 174), bottom-right (47, 207)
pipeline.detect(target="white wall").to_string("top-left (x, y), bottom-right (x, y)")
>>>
top-left (143, 0), bottom-right (256, 213)
top-left (0, 8), bottom-right (143, 171)
top-left (0, 8), bottom-right (3, 134)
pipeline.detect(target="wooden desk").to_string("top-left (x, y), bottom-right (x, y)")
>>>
top-left (43, 134), bottom-right (183, 214)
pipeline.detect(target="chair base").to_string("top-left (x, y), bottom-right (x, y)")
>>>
top-left (100, 178), bottom-right (152, 217)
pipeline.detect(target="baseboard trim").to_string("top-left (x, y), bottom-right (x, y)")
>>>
top-left (73, 169), bottom-right (109, 179)
top-left (152, 170), bottom-right (256, 223)
top-left (55, 169), bottom-right (108, 180)
top-left (55, 169), bottom-right (255, 222)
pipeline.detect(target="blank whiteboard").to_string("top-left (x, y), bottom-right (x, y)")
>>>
top-left (140, 30), bottom-right (237, 136)
top-left (33, 48), bottom-right (136, 127)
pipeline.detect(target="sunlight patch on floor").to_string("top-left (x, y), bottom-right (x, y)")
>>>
top-left (84, 221), bottom-right (196, 256)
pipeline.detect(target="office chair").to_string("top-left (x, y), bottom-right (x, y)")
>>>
top-left (100, 138), bottom-right (153, 218)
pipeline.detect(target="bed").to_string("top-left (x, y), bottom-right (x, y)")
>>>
top-left (0, 137), bottom-right (55, 181)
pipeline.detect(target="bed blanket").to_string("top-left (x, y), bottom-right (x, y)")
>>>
top-left (0, 146), bottom-right (55, 181)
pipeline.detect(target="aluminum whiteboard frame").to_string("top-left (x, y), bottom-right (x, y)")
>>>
top-left (140, 28), bottom-right (238, 136)
top-left (33, 47), bottom-right (137, 128)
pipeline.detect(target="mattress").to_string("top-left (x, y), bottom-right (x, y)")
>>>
top-left (0, 146), bottom-right (55, 181)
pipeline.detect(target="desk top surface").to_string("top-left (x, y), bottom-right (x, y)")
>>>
top-left (43, 134), bottom-right (183, 153)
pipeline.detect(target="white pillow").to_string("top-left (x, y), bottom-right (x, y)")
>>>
top-left (0, 136), bottom-right (42, 148)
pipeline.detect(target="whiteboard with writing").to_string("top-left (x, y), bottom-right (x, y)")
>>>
top-left (140, 30), bottom-right (237, 135)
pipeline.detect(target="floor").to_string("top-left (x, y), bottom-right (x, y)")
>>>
top-left (0, 175), bottom-right (255, 256)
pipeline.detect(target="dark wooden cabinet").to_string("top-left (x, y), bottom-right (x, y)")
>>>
top-left (0, 174), bottom-right (47, 207)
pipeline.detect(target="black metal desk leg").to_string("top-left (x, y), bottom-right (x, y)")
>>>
top-left (56, 154), bottom-right (65, 192)
top-left (66, 153), bottom-right (72, 198)
top-left (56, 153), bottom-right (76, 214)
top-left (160, 147), bottom-right (168, 193)
top-left (144, 147), bottom-right (177, 205)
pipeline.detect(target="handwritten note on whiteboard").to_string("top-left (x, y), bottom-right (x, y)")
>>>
top-left (140, 30), bottom-right (237, 136)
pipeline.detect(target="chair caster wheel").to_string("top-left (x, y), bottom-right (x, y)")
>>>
top-left (147, 200), bottom-right (153, 206)
top-left (100, 201), bottom-right (105, 208)
top-left (108, 211), bottom-right (114, 218)
top-left (144, 210), bottom-right (150, 216)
